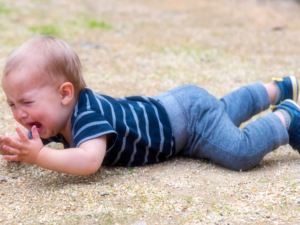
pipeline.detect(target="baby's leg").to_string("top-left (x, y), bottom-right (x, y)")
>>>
top-left (167, 85), bottom-right (289, 171)
top-left (219, 82), bottom-right (274, 127)
top-left (192, 111), bottom-right (288, 171)
top-left (220, 76), bottom-right (299, 127)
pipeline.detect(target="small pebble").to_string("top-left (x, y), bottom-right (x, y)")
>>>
top-left (133, 222), bottom-right (147, 225)
top-left (152, 177), bottom-right (155, 180)
top-left (11, 175), bottom-right (18, 179)
top-left (297, 201), bottom-right (300, 204)
top-left (0, 176), bottom-right (7, 183)
top-left (99, 191), bottom-right (109, 196)
top-left (220, 213), bottom-right (223, 216)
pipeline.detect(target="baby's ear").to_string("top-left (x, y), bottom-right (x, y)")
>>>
top-left (59, 82), bottom-right (74, 105)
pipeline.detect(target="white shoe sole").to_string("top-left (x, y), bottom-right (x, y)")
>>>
top-left (283, 99), bottom-right (300, 110)
top-left (290, 76), bottom-right (298, 102)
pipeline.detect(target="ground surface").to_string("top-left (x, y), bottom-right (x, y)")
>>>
top-left (0, 0), bottom-right (300, 224)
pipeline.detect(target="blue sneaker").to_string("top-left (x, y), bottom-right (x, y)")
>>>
top-left (272, 76), bottom-right (299, 105)
top-left (273, 99), bottom-right (300, 152)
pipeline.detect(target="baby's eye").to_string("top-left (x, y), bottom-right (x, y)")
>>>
top-left (23, 102), bottom-right (33, 105)
top-left (9, 104), bottom-right (15, 107)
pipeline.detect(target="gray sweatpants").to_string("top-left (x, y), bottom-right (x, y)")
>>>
top-left (153, 83), bottom-right (289, 171)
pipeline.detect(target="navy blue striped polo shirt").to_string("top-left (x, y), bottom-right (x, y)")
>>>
top-left (40, 88), bottom-right (175, 167)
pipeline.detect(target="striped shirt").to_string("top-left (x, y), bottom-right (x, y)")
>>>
top-left (40, 88), bottom-right (175, 167)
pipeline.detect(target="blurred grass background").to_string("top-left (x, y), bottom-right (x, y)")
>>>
top-left (0, 0), bottom-right (300, 134)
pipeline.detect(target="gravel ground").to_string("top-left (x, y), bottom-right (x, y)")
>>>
top-left (1, 0), bottom-right (300, 224)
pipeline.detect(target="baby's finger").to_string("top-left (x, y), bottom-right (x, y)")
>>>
top-left (4, 154), bottom-right (20, 162)
top-left (2, 136), bottom-right (23, 150)
top-left (15, 127), bottom-right (29, 144)
top-left (31, 126), bottom-right (40, 140)
top-left (3, 145), bottom-right (22, 155)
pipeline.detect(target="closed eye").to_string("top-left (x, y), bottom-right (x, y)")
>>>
top-left (23, 102), bottom-right (33, 105)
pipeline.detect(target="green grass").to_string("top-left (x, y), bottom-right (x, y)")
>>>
top-left (29, 25), bottom-right (60, 36)
top-left (0, 3), bottom-right (11, 15)
top-left (88, 20), bottom-right (113, 30)
top-left (290, 181), bottom-right (300, 187)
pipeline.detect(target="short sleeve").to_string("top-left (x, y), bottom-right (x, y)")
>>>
top-left (72, 110), bottom-right (117, 149)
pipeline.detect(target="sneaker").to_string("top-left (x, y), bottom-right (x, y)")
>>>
top-left (272, 76), bottom-right (299, 105)
top-left (273, 99), bottom-right (300, 152)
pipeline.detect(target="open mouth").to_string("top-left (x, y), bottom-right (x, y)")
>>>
top-left (29, 122), bottom-right (44, 134)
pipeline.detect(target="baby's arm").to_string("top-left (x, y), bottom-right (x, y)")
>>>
top-left (2, 126), bottom-right (106, 175)
top-left (35, 136), bottom-right (106, 175)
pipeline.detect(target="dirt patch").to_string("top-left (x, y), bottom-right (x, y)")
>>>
top-left (1, 0), bottom-right (300, 224)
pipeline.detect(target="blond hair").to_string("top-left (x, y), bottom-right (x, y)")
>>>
top-left (3, 36), bottom-right (86, 94)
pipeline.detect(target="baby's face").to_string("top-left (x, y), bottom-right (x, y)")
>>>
top-left (2, 62), bottom-right (71, 139)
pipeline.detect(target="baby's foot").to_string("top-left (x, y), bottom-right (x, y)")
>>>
top-left (271, 76), bottom-right (299, 105)
top-left (273, 99), bottom-right (300, 152)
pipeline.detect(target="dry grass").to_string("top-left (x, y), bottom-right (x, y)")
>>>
top-left (1, 0), bottom-right (300, 224)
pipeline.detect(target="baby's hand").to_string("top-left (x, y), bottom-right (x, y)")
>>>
top-left (2, 126), bottom-right (44, 165)
top-left (0, 131), bottom-right (25, 156)
top-left (0, 137), bottom-right (11, 156)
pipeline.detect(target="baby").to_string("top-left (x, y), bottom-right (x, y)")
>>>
top-left (1, 36), bottom-right (300, 175)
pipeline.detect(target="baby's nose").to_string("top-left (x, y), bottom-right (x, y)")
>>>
top-left (17, 109), bottom-right (28, 119)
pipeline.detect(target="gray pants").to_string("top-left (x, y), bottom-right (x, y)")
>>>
top-left (153, 83), bottom-right (289, 171)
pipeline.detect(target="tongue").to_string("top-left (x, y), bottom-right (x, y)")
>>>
top-left (35, 124), bottom-right (44, 134)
